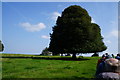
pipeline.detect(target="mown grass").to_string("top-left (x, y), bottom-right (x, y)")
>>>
top-left (2, 54), bottom-right (100, 79)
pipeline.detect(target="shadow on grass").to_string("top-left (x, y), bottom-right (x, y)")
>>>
top-left (32, 57), bottom-right (90, 61)
top-left (2, 56), bottom-right (90, 61)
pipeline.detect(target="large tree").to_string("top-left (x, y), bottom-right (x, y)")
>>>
top-left (49, 5), bottom-right (107, 59)
top-left (0, 40), bottom-right (4, 52)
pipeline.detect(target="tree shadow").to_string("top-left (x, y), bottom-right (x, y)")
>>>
top-left (32, 57), bottom-right (90, 61)
top-left (2, 56), bottom-right (90, 61)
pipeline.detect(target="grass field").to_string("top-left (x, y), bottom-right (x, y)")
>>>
top-left (2, 54), bottom-right (100, 79)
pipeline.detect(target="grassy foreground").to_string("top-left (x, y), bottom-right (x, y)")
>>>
top-left (2, 54), bottom-right (100, 79)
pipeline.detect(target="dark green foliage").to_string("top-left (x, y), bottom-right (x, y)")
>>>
top-left (0, 40), bottom-right (4, 51)
top-left (49, 5), bottom-right (107, 58)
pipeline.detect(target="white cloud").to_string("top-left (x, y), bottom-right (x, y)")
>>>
top-left (110, 30), bottom-right (118, 38)
top-left (52, 12), bottom-right (61, 21)
top-left (41, 35), bottom-right (50, 39)
top-left (105, 40), bottom-right (111, 44)
top-left (91, 18), bottom-right (96, 23)
top-left (105, 30), bottom-right (118, 38)
top-left (20, 22), bottom-right (46, 32)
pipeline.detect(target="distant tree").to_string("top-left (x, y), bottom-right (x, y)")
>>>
top-left (49, 5), bottom-right (107, 59)
top-left (41, 47), bottom-right (52, 56)
top-left (0, 40), bottom-right (4, 52)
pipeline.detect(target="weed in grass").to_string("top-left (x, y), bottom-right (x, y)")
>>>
top-left (63, 66), bottom-right (72, 69)
top-left (24, 66), bottom-right (37, 69)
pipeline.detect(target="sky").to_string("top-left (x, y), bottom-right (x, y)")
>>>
top-left (1, 0), bottom-right (119, 2)
top-left (118, 2), bottom-right (120, 52)
top-left (0, 2), bottom-right (2, 40)
top-left (1, 2), bottom-right (118, 55)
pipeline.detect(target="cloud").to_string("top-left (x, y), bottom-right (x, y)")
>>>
top-left (20, 22), bottom-right (46, 32)
top-left (51, 12), bottom-right (61, 21)
top-left (110, 30), bottom-right (118, 38)
top-left (41, 35), bottom-right (50, 39)
top-left (91, 18), bottom-right (96, 23)
top-left (104, 40), bottom-right (111, 44)
top-left (105, 30), bottom-right (118, 38)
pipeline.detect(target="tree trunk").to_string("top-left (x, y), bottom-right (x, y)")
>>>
top-left (92, 52), bottom-right (99, 57)
top-left (52, 52), bottom-right (55, 56)
top-left (72, 53), bottom-right (77, 59)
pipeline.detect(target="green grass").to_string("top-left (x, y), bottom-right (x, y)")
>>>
top-left (2, 54), bottom-right (100, 79)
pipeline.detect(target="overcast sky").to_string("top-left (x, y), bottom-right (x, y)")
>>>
top-left (2, 2), bottom-right (118, 55)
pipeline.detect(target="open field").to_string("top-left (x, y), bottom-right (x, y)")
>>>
top-left (2, 54), bottom-right (100, 79)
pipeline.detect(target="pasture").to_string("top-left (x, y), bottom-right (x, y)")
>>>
top-left (2, 54), bottom-right (100, 80)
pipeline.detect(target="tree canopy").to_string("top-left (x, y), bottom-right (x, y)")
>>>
top-left (49, 5), bottom-right (107, 58)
